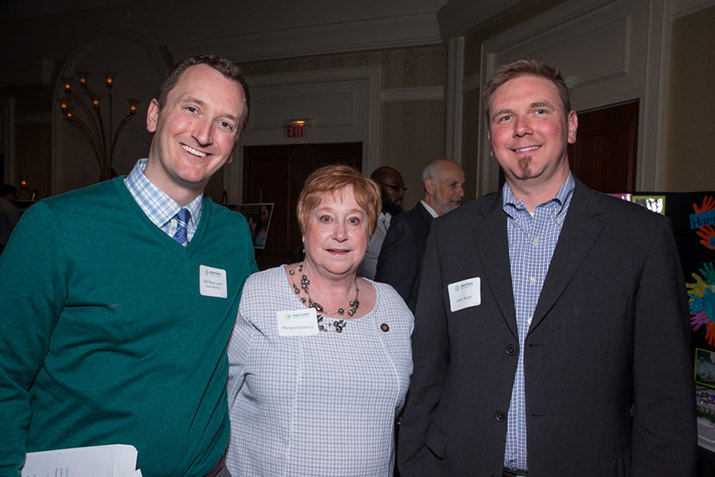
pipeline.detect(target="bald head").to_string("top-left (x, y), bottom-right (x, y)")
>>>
top-left (422, 159), bottom-right (465, 215)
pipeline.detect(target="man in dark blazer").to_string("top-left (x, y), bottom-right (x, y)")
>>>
top-left (375, 158), bottom-right (464, 311)
top-left (397, 59), bottom-right (696, 477)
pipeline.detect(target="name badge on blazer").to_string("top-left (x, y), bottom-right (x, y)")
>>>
top-left (448, 277), bottom-right (481, 312)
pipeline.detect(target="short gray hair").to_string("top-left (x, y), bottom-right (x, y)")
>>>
top-left (421, 158), bottom-right (453, 183)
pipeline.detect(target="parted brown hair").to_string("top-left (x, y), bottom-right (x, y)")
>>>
top-left (157, 54), bottom-right (251, 134)
top-left (296, 165), bottom-right (381, 238)
top-left (482, 58), bottom-right (572, 120)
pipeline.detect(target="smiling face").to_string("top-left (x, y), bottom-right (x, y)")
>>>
top-left (144, 63), bottom-right (246, 205)
top-left (303, 186), bottom-right (370, 278)
top-left (487, 74), bottom-right (577, 197)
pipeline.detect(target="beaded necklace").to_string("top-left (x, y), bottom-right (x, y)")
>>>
top-left (289, 263), bottom-right (359, 333)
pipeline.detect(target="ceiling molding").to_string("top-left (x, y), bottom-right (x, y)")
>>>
top-left (670, 0), bottom-right (715, 19)
top-left (167, 12), bottom-right (443, 63)
top-left (437, 0), bottom-right (523, 37)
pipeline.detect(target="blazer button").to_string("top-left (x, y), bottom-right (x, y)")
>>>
top-left (505, 344), bottom-right (517, 356)
top-left (495, 411), bottom-right (505, 422)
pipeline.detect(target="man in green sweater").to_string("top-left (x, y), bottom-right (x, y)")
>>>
top-left (0, 54), bottom-right (257, 476)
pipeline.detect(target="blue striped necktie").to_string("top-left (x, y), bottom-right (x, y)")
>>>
top-left (172, 208), bottom-right (190, 246)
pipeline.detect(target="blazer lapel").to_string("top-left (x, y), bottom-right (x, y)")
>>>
top-left (529, 181), bottom-right (605, 332)
top-left (471, 193), bottom-right (519, 338)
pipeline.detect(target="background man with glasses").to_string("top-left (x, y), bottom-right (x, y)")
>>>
top-left (358, 166), bottom-right (406, 279)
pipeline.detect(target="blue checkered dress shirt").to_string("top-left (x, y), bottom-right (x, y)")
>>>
top-left (502, 174), bottom-right (574, 471)
top-left (124, 158), bottom-right (202, 244)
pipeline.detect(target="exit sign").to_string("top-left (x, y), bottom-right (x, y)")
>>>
top-left (284, 120), bottom-right (309, 138)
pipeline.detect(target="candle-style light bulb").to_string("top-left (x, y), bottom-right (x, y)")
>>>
top-left (77, 71), bottom-right (89, 89)
top-left (127, 98), bottom-right (140, 116)
top-left (104, 72), bottom-right (115, 89)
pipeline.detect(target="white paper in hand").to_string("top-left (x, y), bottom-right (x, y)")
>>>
top-left (21, 444), bottom-right (142, 477)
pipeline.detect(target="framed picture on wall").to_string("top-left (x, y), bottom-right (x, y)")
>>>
top-left (239, 203), bottom-right (274, 250)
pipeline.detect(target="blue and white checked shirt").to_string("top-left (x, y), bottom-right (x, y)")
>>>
top-left (502, 174), bottom-right (574, 471)
top-left (124, 159), bottom-right (202, 244)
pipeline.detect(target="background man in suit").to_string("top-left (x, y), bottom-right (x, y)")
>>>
top-left (376, 158), bottom-right (464, 311)
top-left (397, 59), bottom-right (696, 476)
top-left (0, 54), bottom-right (257, 476)
top-left (358, 166), bottom-right (406, 279)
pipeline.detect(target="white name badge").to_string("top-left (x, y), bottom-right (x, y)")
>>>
top-left (277, 308), bottom-right (320, 336)
top-left (199, 265), bottom-right (228, 298)
top-left (448, 277), bottom-right (481, 312)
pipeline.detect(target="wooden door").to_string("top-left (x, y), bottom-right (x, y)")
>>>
top-left (243, 142), bottom-right (362, 269)
top-left (568, 100), bottom-right (639, 192)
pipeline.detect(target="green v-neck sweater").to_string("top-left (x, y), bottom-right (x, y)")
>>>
top-left (0, 177), bottom-right (257, 476)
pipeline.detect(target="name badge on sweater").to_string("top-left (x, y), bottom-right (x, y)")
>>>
top-left (199, 265), bottom-right (227, 298)
top-left (448, 277), bottom-right (481, 312)
top-left (277, 308), bottom-right (320, 336)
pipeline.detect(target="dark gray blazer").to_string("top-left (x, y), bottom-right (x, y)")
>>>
top-left (375, 202), bottom-right (434, 311)
top-left (397, 179), bottom-right (696, 477)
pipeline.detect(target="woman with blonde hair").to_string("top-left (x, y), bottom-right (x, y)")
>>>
top-left (226, 164), bottom-right (413, 476)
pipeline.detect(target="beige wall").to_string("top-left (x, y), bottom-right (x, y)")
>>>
top-left (241, 45), bottom-right (446, 209)
top-left (461, 88), bottom-right (480, 200)
top-left (664, 6), bottom-right (715, 192)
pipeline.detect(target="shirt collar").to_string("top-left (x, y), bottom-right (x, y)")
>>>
top-left (124, 158), bottom-right (203, 228)
top-left (502, 173), bottom-right (575, 217)
top-left (379, 211), bottom-right (391, 228)
top-left (420, 200), bottom-right (439, 218)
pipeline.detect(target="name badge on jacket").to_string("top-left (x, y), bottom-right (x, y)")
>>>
top-left (448, 277), bottom-right (481, 312)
